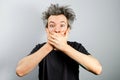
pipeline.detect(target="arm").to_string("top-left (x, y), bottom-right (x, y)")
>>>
top-left (48, 29), bottom-right (102, 75)
top-left (16, 43), bottom-right (53, 77)
top-left (61, 44), bottom-right (102, 75)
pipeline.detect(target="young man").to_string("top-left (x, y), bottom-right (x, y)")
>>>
top-left (16, 4), bottom-right (102, 80)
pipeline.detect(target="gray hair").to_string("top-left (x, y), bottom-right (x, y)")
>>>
top-left (42, 4), bottom-right (76, 28)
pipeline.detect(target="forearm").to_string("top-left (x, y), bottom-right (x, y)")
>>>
top-left (16, 43), bottom-right (53, 77)
top-left (62, 44), bottom-right (102, 75)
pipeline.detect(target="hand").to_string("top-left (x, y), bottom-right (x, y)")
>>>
top-left (46, 28), bottom-right (70, 51)
top-left (46, 29), bottom-right (54, 49)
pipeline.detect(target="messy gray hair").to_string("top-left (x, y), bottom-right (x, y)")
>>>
top-left (42, 4), bottom-right (76, 28)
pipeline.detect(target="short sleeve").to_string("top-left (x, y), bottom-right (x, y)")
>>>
top-left (29, 43), bottom-right (45, 55)
top-left (77, 43), bottom-right (90, 55)
top-left (68, 41), bottom-right (90, 55)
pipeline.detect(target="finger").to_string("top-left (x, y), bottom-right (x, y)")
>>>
top-left (48, 37), bottom-right (56, 46)
top-left (49, 31), bottom-right (56, 35)
top-left (51, 34), bottom-right (59, 41)
top-left (46, 29), bottom-right (57, 39)
top-left (50, 32), bottom-right (60, 38)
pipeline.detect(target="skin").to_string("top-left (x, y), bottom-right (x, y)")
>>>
top-left (46, 15), bottom-right (69, 50)
top-left (16, 14), bottom-right (102, 77)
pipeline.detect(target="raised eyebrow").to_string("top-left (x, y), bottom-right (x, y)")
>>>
top-left (48, 21), bottom-right (67, 24)
top-left (48, 21), bottom-right (55, 24)
top-left (60, 21), bottom-right (67, 24)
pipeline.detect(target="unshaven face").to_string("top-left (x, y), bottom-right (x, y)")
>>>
top-left (47, 14), bottom-right (68, 35)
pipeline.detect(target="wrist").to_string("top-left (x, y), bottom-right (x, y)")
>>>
top-left (61, 44), bottom-right (70, 52)
top-left (45, 42), bottom-right (53, 50)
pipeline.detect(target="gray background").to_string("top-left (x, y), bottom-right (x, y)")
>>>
top-left (0, 0), bottom-right (120, 80)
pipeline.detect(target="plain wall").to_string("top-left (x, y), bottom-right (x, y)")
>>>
top-left (0, 0), bottom-right (120, 80)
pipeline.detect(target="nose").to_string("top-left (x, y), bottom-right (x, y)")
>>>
top-left (54, 26), bottom-right (61, 33)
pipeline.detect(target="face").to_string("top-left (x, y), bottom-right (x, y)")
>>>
top-left (46, 14), bottom-right (69, 35)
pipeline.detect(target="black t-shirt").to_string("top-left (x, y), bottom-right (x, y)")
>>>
top-left (30, 41), bottom-right (90, 80)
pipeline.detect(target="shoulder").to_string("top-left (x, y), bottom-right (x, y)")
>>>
top-left (30, 42), bottom-right (46, 54)
top-left (67, 41), bottom-right (82, 48)
top-left (35, 42), bottom-right (46, 48)
top-left (67, 41), bottom-right (90, 55)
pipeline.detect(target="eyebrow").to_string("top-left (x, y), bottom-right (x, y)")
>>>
top-left (49, 21), bottom-right (66, 24)
top-left (60, 21), bottom-right (66, 24)
top-left (49, 21), bottom-right (55, 24)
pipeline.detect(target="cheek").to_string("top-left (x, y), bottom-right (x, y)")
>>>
top-left (61, 29), bottom-right (66, 33)
top-left (47, 27), bottom-right (54, 33)
top-left (61, 28), bottom-right (67, 34)
top-left (48, 28), bottom-right (53, 32)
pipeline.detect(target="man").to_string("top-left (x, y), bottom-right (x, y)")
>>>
top-left (16, 4), bottom-right (102, 80)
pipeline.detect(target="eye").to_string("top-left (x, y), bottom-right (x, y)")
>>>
top-left (49, 24), bottom-right (55, 28)
top-left (61, 24), bottom-right (65, 27)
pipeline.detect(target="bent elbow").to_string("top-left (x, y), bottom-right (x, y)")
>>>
top-left (88, 64), bottom-right (102, 75)
top-left (95, 65), bottom-right (102, 75)
top-left (16, 67), bottom-right (25, 77)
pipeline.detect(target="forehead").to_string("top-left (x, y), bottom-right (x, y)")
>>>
top-left (48, 15), bottom-right (67, 23)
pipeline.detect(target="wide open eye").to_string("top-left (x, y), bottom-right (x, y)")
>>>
top-left (60, 24), bottom-right (65, 27)
top-left (49, 24), bottom-right (55, 28)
